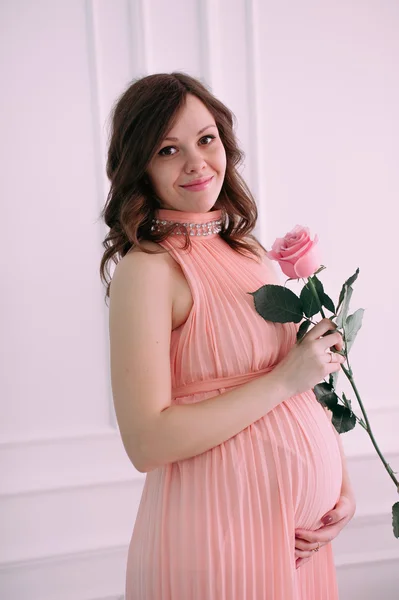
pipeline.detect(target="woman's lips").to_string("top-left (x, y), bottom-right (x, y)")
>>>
top-left (180, 176), bottom-right (214, 192)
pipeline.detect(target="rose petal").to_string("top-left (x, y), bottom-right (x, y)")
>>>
top-left (294, 243), bottom-right (321, 278)
top-left (280, 238), bottom-right (312, 259)
top-left (268, 227), bottom-right (320, 280)
top-left (279, 261), bottom-right (298, 279)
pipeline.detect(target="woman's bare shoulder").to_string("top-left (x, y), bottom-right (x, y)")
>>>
top-left (128, 239), bottom-right (168, 254)
top-left (110, 240), bottom-right (170, 294)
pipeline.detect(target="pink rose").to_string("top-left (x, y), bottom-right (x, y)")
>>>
top-left (268, 225), bottom-right (321, 279)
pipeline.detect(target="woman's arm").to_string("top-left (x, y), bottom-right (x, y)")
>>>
top-left (109, 248), bottom-right (291, 474)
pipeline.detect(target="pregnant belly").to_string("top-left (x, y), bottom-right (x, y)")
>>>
top-left (136, 389), bottom-right (342, 542)
top-left (249, 389), bottom-right (343, 529)
top-left (169, 388), bottom-right (342, 536)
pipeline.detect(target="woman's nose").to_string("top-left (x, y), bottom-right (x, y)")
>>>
top-left (184, 149), bottom-right (207, 173)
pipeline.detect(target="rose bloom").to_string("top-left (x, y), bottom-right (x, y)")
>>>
top-left (267, 225), bottom-right (321, 279)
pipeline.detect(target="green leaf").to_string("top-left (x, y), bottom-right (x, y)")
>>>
top-left (336, 286), bottom-right (353, 329)
top-left (311, 275), bottom-right (325, 297)
top-left (300, 283), bottom-right (320, 318)
top-left (299, 275), bottom-right (326, 318)
top-left (314, 383), bottom-right (356, 433)
top-left (344, 308), bottom-right (364, 354)
top-left (337, 268), bottom-right (360, 313)
top-left (297, 319), bottom-right (311, 342)
top-left (249, 284), bottom-right (304, 323)
top-left (313, 382), bottom-right (339, 410)
top-left (392, 502), bottom-right (399, 539)
top-left (345, 268), bottom-right (360, 289)
top-left (314, 381), bottom-right (333, 396)
top-left (342, 392), bottom-right (352, 411)
top-left (332, 370), bottom-right (339, 388)
top-left (331, 404), bottom-right (357, 434)
top-left (311, 275), bottom-right (336, 314)
top-left (329, 372), bottom-right (339, 389)
top-left (314, 381), bottom-right (334, 397)
top-left (322, 293), bottom-right (336, 314)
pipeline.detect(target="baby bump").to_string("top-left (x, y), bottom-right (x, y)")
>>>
top-left (254, 390), bottom-right (343, 529)
top-left (127, 389), bottom-right (342, 584)
top-left (172, 389), bottom-right (342, 529)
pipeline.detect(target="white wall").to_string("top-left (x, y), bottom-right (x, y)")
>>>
top-left (1, 0), bottom-right (398, 598)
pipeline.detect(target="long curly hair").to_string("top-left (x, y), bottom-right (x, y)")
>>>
top-left (99, 72), bottom-right (266, 301)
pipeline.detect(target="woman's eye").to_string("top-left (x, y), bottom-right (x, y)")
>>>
top-left (158, 146), bottom-right (177, 157)
top-left (199, 134), bottom-right (216, 145)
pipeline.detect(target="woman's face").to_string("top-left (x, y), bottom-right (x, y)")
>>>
top-left (146, 94), bottom-right (227, 213)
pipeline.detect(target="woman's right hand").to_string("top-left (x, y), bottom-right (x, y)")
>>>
top-left (273, 318), bottom-right (346, 398)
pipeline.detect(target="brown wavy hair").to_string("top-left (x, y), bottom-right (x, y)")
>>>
top-left (99, 71), bottom-right (267, 301)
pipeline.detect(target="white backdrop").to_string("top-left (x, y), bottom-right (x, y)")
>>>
top-left (1, 0), bottom-right (398, 598)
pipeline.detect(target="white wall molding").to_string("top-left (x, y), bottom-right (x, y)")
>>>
top-left (1, 405), bottom-right (397, 497)
top-left (197, 0), bottom-right (222, 92)
top-left (127, 0), bottom-right (151, 75)
top-left (1, 478), bottom-right (140, 565)
top-left (244, 0), bottom-right (265, 241)
top-left (0, 428), bottom-right (141, 497)
top-left (333, 511), bottom-right (399, 566)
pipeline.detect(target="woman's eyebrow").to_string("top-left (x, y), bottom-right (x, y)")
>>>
top-left (164, 124), bottom-right (217, 142)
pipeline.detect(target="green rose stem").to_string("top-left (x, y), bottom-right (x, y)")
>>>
top-left (340, 363), bottom-right (398, 488)
top-left (306, 276), bottom-right (399, 491)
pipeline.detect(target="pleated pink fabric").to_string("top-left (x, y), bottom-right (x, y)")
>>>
top-left (125, 208), bottom-right (342, 600)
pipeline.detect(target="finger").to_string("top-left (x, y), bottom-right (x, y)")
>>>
top-left (296, 556), bottom-right (312, 569)
top-left (320, 516), bottom-right (348, 535)
top-left (321, 323), bottom-right (344, 351)
top-left (295, 538), bottom-right (322, 552)
top-left (295, 529), bottom-right (315, 542)
top-left (297, 527), bottom-right (337, 546)
top-left (295, 549), bottom-right (314, 559)
top-left (321, 509), bottom-right (342, 527)
top-left (324, 351), bottom-right (345, 365)
top-left (321, 329), bottom-right (344, 352)
top-left (314, 523), bottom-right (344, 544)
top-left (295, 528), bottom-right (330, 544)
top-left (324, 353), bottom-right (346, 375)
top-left (317, 331), bottom-right (344, 353)
top-left (321, 513), bottom-right (334, 526)
top-left (295, 546), bottom-right (319, 558)
top-left (304, 318), bottom-right (337, 342)
top-left (322, 495), bottom-right (355, 525)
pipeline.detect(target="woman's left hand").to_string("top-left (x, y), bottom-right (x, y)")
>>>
top-left (295, 491), bottom-right (356, 569)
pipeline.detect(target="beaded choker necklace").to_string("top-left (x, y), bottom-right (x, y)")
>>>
top-left (151, 208), bottom-right (223, 237)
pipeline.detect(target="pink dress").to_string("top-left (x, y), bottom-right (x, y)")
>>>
top-left (125, 208), bottom-right (342, 599)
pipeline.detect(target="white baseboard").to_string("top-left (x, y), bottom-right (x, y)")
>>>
top-left (1, 509), bottom-right (398, 600)
top-left (336, 556), bottom-right (399, 600)
top-left (0, 544), bottom-right (127, 600)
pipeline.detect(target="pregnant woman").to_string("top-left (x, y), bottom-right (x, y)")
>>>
top-left (100, 71), bottom-right (356, 599)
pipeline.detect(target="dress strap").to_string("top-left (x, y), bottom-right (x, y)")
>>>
top-left (172, 366), bottom-right (275, 399)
